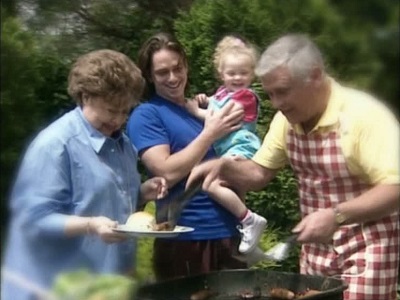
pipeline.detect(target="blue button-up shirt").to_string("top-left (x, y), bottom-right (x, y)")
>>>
top-left (1, 107), bottom-right (141, 300)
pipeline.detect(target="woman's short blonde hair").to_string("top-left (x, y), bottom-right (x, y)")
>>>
top-left (68, 49), bottom-right (145, 106)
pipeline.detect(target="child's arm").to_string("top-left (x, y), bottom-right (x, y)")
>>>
top-left (195, 93), bottom-right (210, 108)
top-left (186, 93), bottom-right (209, 120)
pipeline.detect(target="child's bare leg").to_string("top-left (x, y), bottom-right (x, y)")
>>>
top-left (207, 180), bottom-right (267, 254)
top-left (207, 180), bottom-right (247, 219)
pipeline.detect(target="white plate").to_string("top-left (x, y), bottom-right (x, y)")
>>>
top-left (113, 225), bottom-right (194, 238)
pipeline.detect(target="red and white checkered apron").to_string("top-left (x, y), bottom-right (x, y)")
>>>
top-left (287, 128), bottom-right (399, 300)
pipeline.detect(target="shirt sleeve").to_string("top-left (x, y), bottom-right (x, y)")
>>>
top-left (345, 99), bottom-right (400, 185)
top-left (10, 132), bottom-right (72, 239)
top-left (252, 111), bottom-right (289, 169)
top-left (126, 104), bottom-right (169, 154)
top-left (231, 89), bottom-right (258, 122)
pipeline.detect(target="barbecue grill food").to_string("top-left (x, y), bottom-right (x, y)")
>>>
top-left (190, 288), bottom-right (216, 300)
top-left (269, 287), bottom-right (295, 299)
top-left (237, 287), bottom-right (261, 299)
top-left (296, 289), bottom-right (321, 298)
top-left (269, 287), bottom-right (322, 299)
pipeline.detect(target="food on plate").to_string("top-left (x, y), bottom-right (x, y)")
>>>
top-left (190, 288), bottom-right (216, 300)
top-left (126, 211), bottom-right (155, 230)
top-left (269, 287), bottom-right (295, 299)
top-left (125, 211), bottom-right (173, 231)
top-left (152, 221), bottom-right (173, 231)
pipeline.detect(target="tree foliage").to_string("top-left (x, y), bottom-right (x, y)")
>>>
top-left (1, 12), bottom-right (70, 227)
top-left (1, 15), bottom-right (43, 224)
top-left (175, 0), bottom-right (386, 96)
top-left (15, 0), bottom-right (194, 58)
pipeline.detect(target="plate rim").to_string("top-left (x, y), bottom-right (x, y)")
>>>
top-left (113, 224), bottom-right (194, 235)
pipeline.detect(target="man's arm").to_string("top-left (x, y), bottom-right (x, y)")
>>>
top-left (334, 184), bottom-right (399, 224)
top-left (293, 184), bottom-right (400, 244)
top-left (187, 157), bottom-right (278, 193)
top-left (141, 101), bottom-right (244, 187)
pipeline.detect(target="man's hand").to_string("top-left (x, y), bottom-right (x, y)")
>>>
top-left (292, 208), bottom-right (337, 244)
top-left (186, 158), bottom-right (226, 190)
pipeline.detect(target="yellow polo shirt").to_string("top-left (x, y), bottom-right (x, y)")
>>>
top-left (252, 79), bottom-right (400, 185)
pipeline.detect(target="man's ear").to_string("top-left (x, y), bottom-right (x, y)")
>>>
top-left (310, 66), bottom-right (323, 82)
top-left (307, 66), bottom-right (325, 88)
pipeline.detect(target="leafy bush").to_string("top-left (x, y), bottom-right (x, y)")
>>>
top-left (52, 269), bottom-right (137, 300)
top-left (136, 203), bottom-right (156, 282)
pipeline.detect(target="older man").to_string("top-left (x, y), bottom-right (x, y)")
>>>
top-left (188, 33), bottom-right (399, 300)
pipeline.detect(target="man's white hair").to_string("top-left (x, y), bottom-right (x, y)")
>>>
top-left (255, 34), bottom-right (326, 81)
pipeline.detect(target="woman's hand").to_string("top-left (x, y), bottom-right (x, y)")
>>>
top-left (88, 216), bottom-right (128, 244)
top-left (140, 176), bottom-right (168, 201)
top-left (203, 101), bottom-right (244, 141)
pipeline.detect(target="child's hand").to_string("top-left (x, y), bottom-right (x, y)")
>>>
top-left (185, 98), bottom-right (200, 116)
top-left (186, 94), bottom-right (209, 120)
top-left (194, 93), bottom-right (209, 108)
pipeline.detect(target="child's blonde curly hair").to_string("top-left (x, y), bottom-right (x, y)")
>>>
top-left (213, 35), bottom-right (259, 75)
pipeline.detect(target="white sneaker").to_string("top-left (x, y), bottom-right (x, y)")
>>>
top-left (238, 213), bottom-right (267, 254)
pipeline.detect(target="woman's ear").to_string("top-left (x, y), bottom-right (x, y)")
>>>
top-left (82, 93), bottom-right (90, 104)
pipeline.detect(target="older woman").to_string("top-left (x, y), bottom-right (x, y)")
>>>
top-left (126, 32), bottom-right (246, 281)
top-left (1, 49), bottom-right (167, 300)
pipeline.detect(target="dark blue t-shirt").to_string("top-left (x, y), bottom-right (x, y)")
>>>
top-left (126, 95), bottom-right (239, 240)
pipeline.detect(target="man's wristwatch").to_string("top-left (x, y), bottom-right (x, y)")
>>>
top-left (333, 207), bottom-right (348, 225)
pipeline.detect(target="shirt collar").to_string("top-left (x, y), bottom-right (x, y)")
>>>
top-left (76, 107), bottom-right (123, 153)
top-left (153, 94), bottom-right (188, 111)
top-left (315, 78), bottom-right (342, 128)
top-left (292, 77), bottom-right (342, 133)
